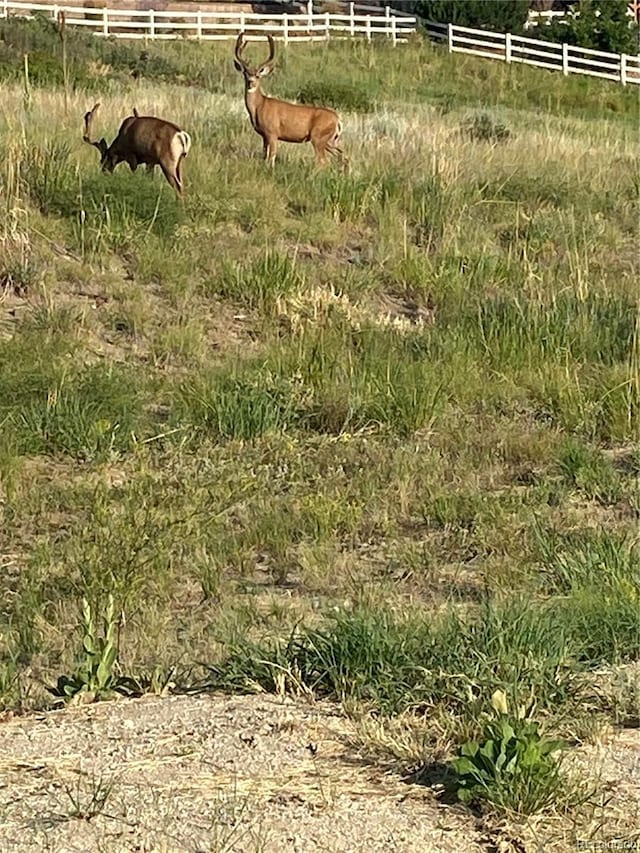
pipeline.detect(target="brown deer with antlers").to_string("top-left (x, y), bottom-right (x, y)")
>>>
top-left (82, 103), bottom-right (191, 196)
top-left (233, 33), bottom-right (347, 169)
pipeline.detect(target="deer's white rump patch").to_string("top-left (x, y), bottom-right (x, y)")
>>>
top-left (174, 130), bottom-right (192, 160)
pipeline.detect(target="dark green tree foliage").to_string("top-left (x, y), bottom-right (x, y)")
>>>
top-left (414, 0), bottom-right (531, 32)
top-left (542, 0), bottom-right (639, 54)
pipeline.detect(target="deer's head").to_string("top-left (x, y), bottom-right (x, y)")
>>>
top-left (83, 103), bottom-right (119, 172)
top-left (234, 33), bottom-right (276, 93)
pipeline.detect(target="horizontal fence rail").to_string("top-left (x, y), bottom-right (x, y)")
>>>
top-left (2, 1), bottom-right (635, 84)
top-left (0, 1), bottom-right (417, 43)
top-left (425, 20), bottom-right (640, 86)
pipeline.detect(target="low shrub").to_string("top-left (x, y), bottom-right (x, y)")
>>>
top-left (463, 112), bottom-right (512, 143)
top-left (295, 80), bottom-right (374, 113)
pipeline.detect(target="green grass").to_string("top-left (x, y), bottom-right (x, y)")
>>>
top-left (0, 20), bottom-right (638, 835)
top-left (210, 601), bottom-right (576, 716)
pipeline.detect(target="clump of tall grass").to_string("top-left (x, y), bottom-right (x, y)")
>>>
top-left (19, 139), bottom-right (76, 215)
top-left (212, 515), bottom-right (640, 713)
top-left (211, 599), bottom-right (575, 716)
top-left (2, 362), bottom-right (146, 461)
top-left (0, 231), bottom-right (41, 296)
top-left (555, 438), bottom-right (623, 504)
top-left (176, 368), bottom-right (306, 441)
top-left (212, 577), bottom-right (640, 716)
top-left (176, 323), bottom-right (447, 440)
top-left (466, 293), bottom-right (634, 368)
top-left (284, 323), bottom-right (447, 436)
top-left (212, 250), bottom-right (303, 314)
top-left (535, 527), bottom-right (637, 594)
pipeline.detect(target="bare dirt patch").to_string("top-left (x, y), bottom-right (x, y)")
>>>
top-left (0, 693), bottom-right (485, 852)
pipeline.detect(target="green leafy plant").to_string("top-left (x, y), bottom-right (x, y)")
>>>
top-left (451, 690), bottom-right (566, 815)
top-left (50, 596), bottom-right (122, 702)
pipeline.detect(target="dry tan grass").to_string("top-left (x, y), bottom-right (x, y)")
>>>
top-left (0, 45), bottom-right (638, 853)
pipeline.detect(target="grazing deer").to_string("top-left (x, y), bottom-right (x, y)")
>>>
top-left (233, 33), bottom-right (347, 169)
top-left (82, 103), bottom-right (191, 196)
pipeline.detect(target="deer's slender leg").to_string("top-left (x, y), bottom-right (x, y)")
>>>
top-left (160, 164), bottom-right (182, 196)
top-left (311, 125), bottom-right (338, 167)
top-left (311, 138), bottom-right (328, 167)
top-left (146, 163), bottom-right (155, 176)
top-left (176, 159), bottom-right (185, 192)
top-left (264, 136), bottom-right (278, 167)
top-left (315, 121), bottom-right (348, 170)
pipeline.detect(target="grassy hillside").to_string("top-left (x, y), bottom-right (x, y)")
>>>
top-left (0, 16), bottom-right (638, 842)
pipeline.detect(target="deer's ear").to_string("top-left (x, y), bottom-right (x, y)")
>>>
top-left (257, 63), bottom-right (273, 77)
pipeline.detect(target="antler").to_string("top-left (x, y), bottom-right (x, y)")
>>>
top-left (234, 32), bottom-right (249, 71)
top-left (83, 102), bottom-right (101, 146)
top-left (260, 34), bottom-right (276, 72)
top-left (83, 102), bottom-right (108, 158)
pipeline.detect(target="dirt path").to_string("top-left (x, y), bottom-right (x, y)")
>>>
top-left (0, 693), bottom-right (486, 852)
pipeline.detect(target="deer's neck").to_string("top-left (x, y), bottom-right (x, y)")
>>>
top-left (245, 87), bottom-right (266, 130)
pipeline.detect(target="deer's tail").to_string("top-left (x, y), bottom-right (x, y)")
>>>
top-left (177, 131), bottom-right (192, 158)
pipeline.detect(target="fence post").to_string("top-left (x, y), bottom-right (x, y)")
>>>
top-left (349, 1), bottom-right (354, 37)
top-left (620, 53), bottom-right (627, 86)
top-left (366, 14), bottom-right (371, 42)
top-left (1, 0), bottom-right (7, 20)
top-left (149, 10), bottom-right (155, 39)
top-left (102, 7), bottom-right (109, 37)
top-left (52, 4), bottom-right (58, 23)
top-left (283, 12), bottom-right (289, 45)
top-left (562, 42), bottom-right (569, 75)
top-left (505, 31), bottom-right (511, 63)
top-left (325, 10), bottom-right (330, 40)
top-left (391, 13), bottom-right (397, 45)
top-left (447, 22), bottom-right (453, 53)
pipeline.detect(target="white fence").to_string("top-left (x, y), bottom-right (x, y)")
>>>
top-left (526, 3), bottom-right (640, 29)
top-left (424, 21), bottom-right (640, 86)
top-left (2, 1), bottom-right (637, 84)
top-left (0, 1), bottom-right (417, 43)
